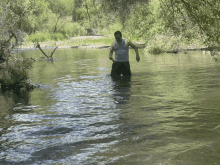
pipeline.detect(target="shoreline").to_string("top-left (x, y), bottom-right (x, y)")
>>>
top-left (12, 44), bottom-right (209, 54)
top-left (12, 44), bottom-right (146, 54)
top-left (12, 35), bottom-right (146, 53)
top-left (12, 35), bottom-right (210, 53)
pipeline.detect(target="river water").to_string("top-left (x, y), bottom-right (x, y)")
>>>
top-left (0, 49), bottom-right (220, 165)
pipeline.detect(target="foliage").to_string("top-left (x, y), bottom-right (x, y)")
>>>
top-left (99, 23), bottom-right (123, 37)
top-left (26, 22), bottom-right (87, 42)
top-left (25, 0), bottom-right (53, 34)
top-left (26, 32), bottom-right (50, 42)
top-left (0, 0), bottom-right (26, 62)
top-left (124, 3), bottom-right (155, 40)
top-left (0, 0), bottom-right (37, 91)
top-left (99, 0), bottom-right (149, 27)
top-left (145, 32), bottom-right (174, 54)
top-left (159, 0), bottom-right (220, 46)
top-left (1, 60), bottom-right (34, 91)
top-left (2, 0), bottom-right (220, 55)
top-left (123, 0), bottom-right (212, 54)
top-left (28, 32), bottom-right (66, 42)
top-left (46, 0), bottom-right (73, 32)
top-left (46, 0), bottom-right (72, 17)
top-left (59, 22), bottom-right (87, 38)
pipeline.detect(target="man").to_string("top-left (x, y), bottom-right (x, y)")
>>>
top-left (109, 31), bottom-right (140, 77)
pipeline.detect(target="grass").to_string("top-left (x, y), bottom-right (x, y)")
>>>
top-left (144, 33), bottom-right (205, 54)
top-left (22, 37), bottom-right (115, 48)
top-left (26, 32), bottom-right (67, 43)
top-left (21, 36), bottom-right (144, 49)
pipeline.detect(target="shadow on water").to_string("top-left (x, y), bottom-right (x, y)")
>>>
top-left (111, 75), bottom-right (131, 104)
top-left (1, 90), bottom-right (31, 106)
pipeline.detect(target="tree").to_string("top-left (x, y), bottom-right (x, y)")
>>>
top-left (159, 0), bottom-right (220, 46)
top-left (0, 0), bottom-right (35, 91)
top-left (71, 0), bottom-right (83, 22)
top-left (46, 0), bottom-right (72, 32)
top-left (25, 0), bottom-right (52, 34)
top-left (99, 0), bottom-right (149, 29)
top-left (0, 0), bottom-right (25, 62)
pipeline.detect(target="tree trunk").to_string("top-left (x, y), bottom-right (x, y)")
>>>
top-left (85, 1), bottom-right (92, 28)
top-left (54, 15), bottom-right (62, 33)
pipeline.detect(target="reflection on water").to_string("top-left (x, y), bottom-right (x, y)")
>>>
top-left (1, 49), bottom-right (220, 165)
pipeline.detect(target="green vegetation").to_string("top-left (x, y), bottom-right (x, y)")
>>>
top-left (123, 0), bottom-right (207, 54)
top-left (2, 0), bottom-right (220, 50)
top-left (0, 60), bottom-right (34, 91)
top-left (25, 22), bottom-right (87, 43)
top-left (18, 0), bottom-right (220, 53)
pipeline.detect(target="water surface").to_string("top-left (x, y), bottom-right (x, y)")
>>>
top-left (0, 49), bottom-right (220, 165)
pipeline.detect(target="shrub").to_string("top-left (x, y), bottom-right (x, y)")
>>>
top-left (145, 34), bottom-right (174, 54)
top-left (59, 22), bottom-right (87, 38)
top-left (147, 46), bottom-right (164, 55)
top-left (1, 59), bottom-right (34, 91)
top-left (26, 32), bottom-right (51, 42)
top-left (50, 32), bottom-right (66, 41)
top-left (26, 22), bottom-right (87, 42)
top-left (99, 22), bottom-right (123, 37)
top-left (26, 32), bottom-right (67, 42)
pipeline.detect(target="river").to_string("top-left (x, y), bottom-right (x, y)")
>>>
top-left (0, 49), bottom-right (220, 165)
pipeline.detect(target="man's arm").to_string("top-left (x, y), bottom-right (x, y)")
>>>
top-left (127, 40), bottom-right (140, 62)
top-left (109, 42), bottom-right (115, 62)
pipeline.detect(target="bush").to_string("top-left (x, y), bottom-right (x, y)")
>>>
top-left (26, 22), bottom-right (87, 42)
top-left (145, 31), bottom-right (205, 54)
top-left (145, 34), bottom-right (174, 54)
top-left (50, 32), bottom-right (66, 41)
top-left (1, 60), bottom-right (34, 91)
top-left (58, 22), bottom-right (87, 38)
top-left (99, 22), bottom-right (123, 37)
top-left (26, 32), bottom-right (67, 42)
top-left (26, 32), bottom-right (51, 42)
top-left (147, 46), bottom-right (164, 55)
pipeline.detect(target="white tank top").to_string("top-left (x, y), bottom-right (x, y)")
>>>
top-left (114, 39), bottom-right (129, 62)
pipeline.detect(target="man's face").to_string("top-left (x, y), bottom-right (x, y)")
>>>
top-left (114, 34), bottom-right (122, 42)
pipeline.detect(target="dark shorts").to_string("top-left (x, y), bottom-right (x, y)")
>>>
top-left (111, 61), bottom-right (131, 76)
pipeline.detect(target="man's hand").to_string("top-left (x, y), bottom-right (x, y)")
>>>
top-left (109, 57), bottom-right (115, 62)
top-left (127, 40), bottom-right (140, 62)
top-left (136, 55), bottom-right (140, 62)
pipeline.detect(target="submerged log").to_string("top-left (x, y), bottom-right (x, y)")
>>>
top-left (166, 47), bottom-right (213, 54)
top-left (166, 50), bottom-right (178, 53)
top-left (36, 42), bottom-right (58, 60)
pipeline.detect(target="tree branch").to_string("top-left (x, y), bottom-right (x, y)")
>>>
top-left (36, 42), bottom-right (49, 58)
top-left (84, 1), bottom-right (92, 28)
top-left (50, 46), bottom-right (58, 58)
top-left (57, 22), bottom-right (66, 32)
top-left (54, 15), bottom-right (62, 33)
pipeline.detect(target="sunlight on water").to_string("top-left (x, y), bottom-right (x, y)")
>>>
top-left (1, 49), bottom-right (220, 164)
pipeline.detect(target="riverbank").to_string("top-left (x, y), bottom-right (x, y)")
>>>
top-left (13, 35), bottom-right (212, 54)
top-left (13, 35), bottom-right (145, 52)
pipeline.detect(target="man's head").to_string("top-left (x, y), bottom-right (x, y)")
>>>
top-left (114, 31), bottom-right (122, 42)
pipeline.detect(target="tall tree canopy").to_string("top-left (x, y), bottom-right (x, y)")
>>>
top-left (159, 0), bottom-right (220, 46)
